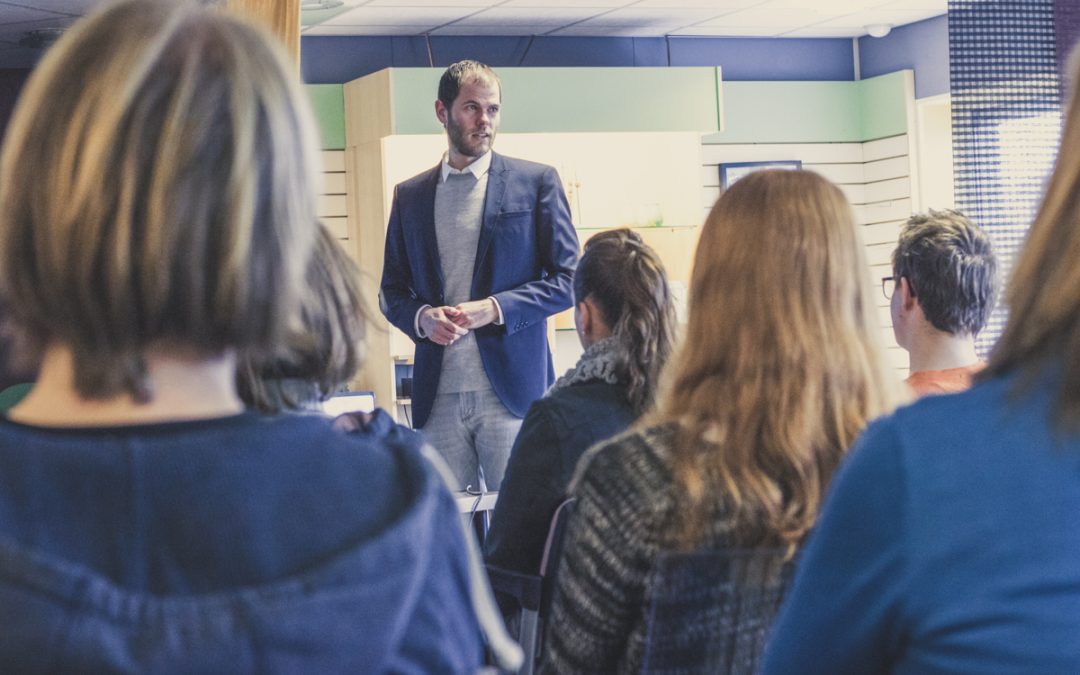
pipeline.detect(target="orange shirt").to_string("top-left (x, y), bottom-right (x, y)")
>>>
top-left (906, 363), bottom-right (985, 397)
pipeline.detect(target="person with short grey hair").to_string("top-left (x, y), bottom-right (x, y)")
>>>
top-left (885, 208), bottom-right (998, 395)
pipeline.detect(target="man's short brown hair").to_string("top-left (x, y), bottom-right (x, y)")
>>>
top-left (892, 209), bottom-right (998, 337)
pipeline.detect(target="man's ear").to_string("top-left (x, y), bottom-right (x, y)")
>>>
top-left (435, 99), bottom-right (448, 127)
top-left (899, 276), bottom-right (918, 311)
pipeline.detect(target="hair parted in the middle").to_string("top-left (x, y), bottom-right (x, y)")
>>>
top-left (658, 169), bottom-right (901, 551)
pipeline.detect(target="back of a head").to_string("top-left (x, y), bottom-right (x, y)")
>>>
top-left (661, 169), bottom-right (898, 549)
top-left (0, 0), bottom-right (322, 401)
top-left (986, 48), bottom-right (1080, 426)
top-left (237, 224), bottom-right (367, 414)
top-left (892, 209), bottom-right (997, 337)
top-left (573, 228), bottom-right (676, 414)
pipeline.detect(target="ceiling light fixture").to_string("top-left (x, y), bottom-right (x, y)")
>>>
top-left (865, 23), bottom-right (893, 38)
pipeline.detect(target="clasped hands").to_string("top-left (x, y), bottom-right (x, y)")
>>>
top-left (420, 299), bottom-right (497, 347)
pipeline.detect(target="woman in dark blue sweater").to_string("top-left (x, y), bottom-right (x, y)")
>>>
top-left (763, 55), bottom-right (1080, 675)
top-left (484, 228), bottom-right (677, 576)
top-left (0, 2), bottom-right (486, 672)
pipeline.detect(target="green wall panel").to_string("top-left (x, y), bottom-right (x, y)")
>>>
top-left (709, 81), bottom-right (862, 144)
top-left (856, 71), bottom-right (910, 141)
top-left (705, 71), bottom-right (910, 145)
top-left (388, 67), bottom-right (720, 134)
top-left (306, 83), bottom-right (346, 150)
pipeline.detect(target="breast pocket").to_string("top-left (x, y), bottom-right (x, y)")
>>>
top-left (494, 210), bottom-right (538, 281)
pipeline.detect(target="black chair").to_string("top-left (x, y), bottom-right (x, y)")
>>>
top-left (640, 546), bottom-right (794, 675)
top-left (485, 497), bottom-right (577, 675)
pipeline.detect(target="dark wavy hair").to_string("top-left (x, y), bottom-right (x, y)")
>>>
top-left (573, 228), bottom-right (676, 415)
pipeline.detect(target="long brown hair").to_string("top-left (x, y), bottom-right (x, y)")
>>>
top-left (573, 228), bottom-right (676, 414)
top-left (982, 51), bottom-right (1080, 426)
top-left (658, 170), bottom-right (900, 549)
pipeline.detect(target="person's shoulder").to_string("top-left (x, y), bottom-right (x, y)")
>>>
top-left (495, 153), bottom-right (556, 177)
top-left (573, 423), bottom-right (674, 496)
top-left (544, 379), bottom-right (628, 413)
top-left (396, 164), bottom-right (440, 190)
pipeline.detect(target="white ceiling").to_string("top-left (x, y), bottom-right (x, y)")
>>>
top-left (301, 0), bottom-right (947, 38)
top-left (0, 0), bottom-right (947, 69)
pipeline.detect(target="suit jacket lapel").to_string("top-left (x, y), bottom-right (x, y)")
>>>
top-left (474, 152), bottom-right (507, 278)
top-left (417, 164), bottom-right (444, 289)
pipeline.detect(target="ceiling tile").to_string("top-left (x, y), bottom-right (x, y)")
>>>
top-left (0, 4), bottom-right (70, 24)
top-left (321, 6), bottom-right (481, 26)
top-left (878, 0), bottom-right (946, 9)
top-left (429, 23), bottom-right (544, 34)
top-left (809, 6), bottom-right (943, 30)
top-left (0, 0), bottom-right (98, 15)
top-left (575, 7), bottom-right (729, 26)
top-left (363, 0), bottom-right (494, 6)
top-left (547, 24), bottom-right (685, 36)
top-left (303, 24), bottom-right (427, 35)
top-left (631, 0), bottom-right (761, 7)
top-left (499, 0), bottom-right (632, 6)
top-left (668, 24), bottom-right (786, 37)
top-left (693, 5), bottom-right (852, 28)
top-left (449, 7), bottom-right (610, 25)
top-left (782, 25), bottom-right (864, 37)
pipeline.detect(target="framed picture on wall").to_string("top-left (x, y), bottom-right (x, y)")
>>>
top-left (719, 160), bottom-right (802, 189)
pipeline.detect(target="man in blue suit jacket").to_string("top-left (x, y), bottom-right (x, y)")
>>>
top-left (380, 60), bottom-right (579, 491)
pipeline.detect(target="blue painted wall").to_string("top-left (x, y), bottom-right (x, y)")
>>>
top-left (301, 35), bottom-right (854, 84)
top-left (858, 15), bottom-right (949, 98)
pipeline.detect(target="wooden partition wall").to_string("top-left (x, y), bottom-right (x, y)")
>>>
top-left (226, 0), bottom-right (299, 63)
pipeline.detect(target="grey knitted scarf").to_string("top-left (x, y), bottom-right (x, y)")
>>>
top-left (551, 337), bottom-right (620, 393)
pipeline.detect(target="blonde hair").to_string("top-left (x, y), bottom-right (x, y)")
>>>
top-left (0, 0), bottom-right (321, 401)
top-left (237, 224), bottom-right (367, 414)
top-left (984, 48), bottom-right (1080, 426)
top-left (658, 170), bottom-right (900, 549)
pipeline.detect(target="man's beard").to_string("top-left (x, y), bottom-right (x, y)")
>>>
top-left (447, 111), bottom-right (492, 158)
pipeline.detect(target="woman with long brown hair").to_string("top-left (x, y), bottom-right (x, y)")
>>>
top-left (764, 50), bottom-right (1080, 675)
top-left (542, 170), bottom-right (900, 674)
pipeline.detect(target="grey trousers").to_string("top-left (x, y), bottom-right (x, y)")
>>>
top-left (420, 389), bottom-right (523, 492)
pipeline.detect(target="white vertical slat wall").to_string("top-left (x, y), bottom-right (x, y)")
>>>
top-left (700, 135), bottom-right (913, 372)
top-left (318, 150), bottom-right (350, 241)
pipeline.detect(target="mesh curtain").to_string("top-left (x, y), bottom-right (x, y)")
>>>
top-left (949, 0), bottom-right (1062, 354)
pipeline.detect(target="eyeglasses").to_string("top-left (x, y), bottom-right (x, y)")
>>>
top-left (881, 276), bottom-right (896, 300)
top-left (882, 275), bottom-right (916, 300)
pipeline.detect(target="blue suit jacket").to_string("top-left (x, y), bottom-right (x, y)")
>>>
top-left (380, 152), bottom-right (579, 429)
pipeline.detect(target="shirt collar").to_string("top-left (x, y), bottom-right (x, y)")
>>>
top-left (440, 151), bottom-right (492, 182)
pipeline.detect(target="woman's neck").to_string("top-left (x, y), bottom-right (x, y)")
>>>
top-left (9, 345), bottom-right (244, 427)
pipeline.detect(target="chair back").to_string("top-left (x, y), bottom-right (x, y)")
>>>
top-left (486, 497), bottom-right (577, 675)
top-left (640, 546), bottom-right (793, 675)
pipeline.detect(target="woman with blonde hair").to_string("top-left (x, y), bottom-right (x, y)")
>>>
top-left (764, 50), bottom-right (1080, 675)
top-left (0, 0), bottom-right (490, 671)
top-left (542, 170), bottom-right (900, 674)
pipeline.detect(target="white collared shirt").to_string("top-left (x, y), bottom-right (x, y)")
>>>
top-left (440, 151), bottom-right (492, 183)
